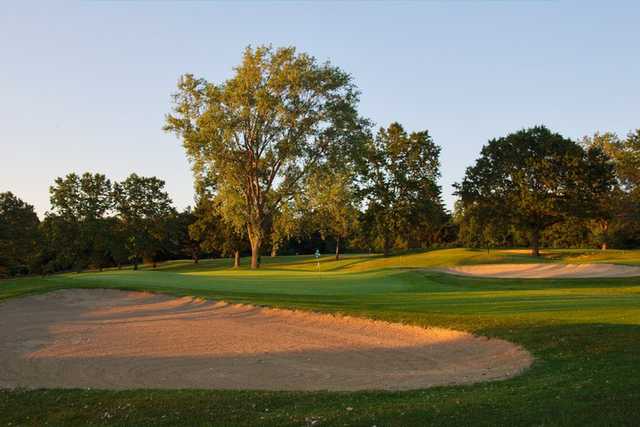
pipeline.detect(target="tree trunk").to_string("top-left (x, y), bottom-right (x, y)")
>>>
top-left (383, 234), bottom-right (391, 257)
top-left (250, 241), bottom-right (260, 269)
top-left (233, 250), bottom-right (240, 268)
top-left (271, 244), bottom-right (278, 257)
top-left (133, 261), bottom-right (138, 271)
top-left (152, 260), bottom-right (157, 268)
top-left (335, 237), bottom-right (340, 261)
top-left (246, 222), bottom-right (263, 269)
top-left (530, 229), bottom-right (541, 257)
top-left (248, 232), bottom-right (262, 269)
top-left (601, 221), bottom-right (609, 250)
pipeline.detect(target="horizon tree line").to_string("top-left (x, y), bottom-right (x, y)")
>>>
top-left (2, 124), bottom-right (639, 277)
top-left (1, 45), bottom-right (640, 276)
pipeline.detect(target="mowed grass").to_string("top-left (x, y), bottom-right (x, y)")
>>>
top-left (1, 248), bottom-right (640, 426)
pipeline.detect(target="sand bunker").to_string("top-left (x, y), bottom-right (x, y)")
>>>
top-left (0, 289), bottom-right (531, 391)
top-left (439, 263), bottom-right (640, 278)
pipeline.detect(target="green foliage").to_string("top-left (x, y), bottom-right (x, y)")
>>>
top-left (613, 130), bottom-right (640, 196)
top-left (453, 200), bottom-right (513, 250)
top-left (0, 192), bottom-right (40, 276)
top-left (359, 122), bottom-right (446, 256)
top-left (47, 172), bottom-right (114, 271)
top-left (306, 169), bottom-right (359, 259)
top-left (268, 198), bottom-right (303, 257)
top-left (581, 130), bottom-right (640, 249)
top-left (49, 172), bottom-right (112, 221)
top-left (165, 45), bottom-right (364, 268)
top-left (189, 194), bottom-right (247, 267)
top-left (113, 174), bottom-right (175, 268)
top-left (167, 208), bottom-right (201, 263)
top-left (456, 126), bottom-right (615, 256)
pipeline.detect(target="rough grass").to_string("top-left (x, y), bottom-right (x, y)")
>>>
top-left (1, 248), bottom-right (640, 426)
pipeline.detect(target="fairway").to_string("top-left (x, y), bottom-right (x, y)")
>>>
top-left (1, 248), bottom-right (640, 426)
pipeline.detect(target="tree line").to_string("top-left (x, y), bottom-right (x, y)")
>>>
top-left (1, 45), bottom-right (639, 277)
top-left (0, 173), bottom-right (186, 276)
top-left (454, 127), bottom-right (640, 255)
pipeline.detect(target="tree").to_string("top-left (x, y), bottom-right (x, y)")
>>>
top-left (307, 169), bottom-right (359, 260)
top-left (49, 173), bottom-right (112, 222)
top-left (617, 130), bottom-right (640, 245)
top-left (168, 208), bottom-right (201, 263)
top-left (617, 129), bottom-right (640, 197)
top-left (38, 214), bottom-right (77, 273)
top-left (165, 45), bottom-right (362, 268)
top-left (582, 130), bottom-right (640, 248)
top-left (268, 200), bottom-right (301, 257)
top-left (453, 200), bottom-right (511, 251)
top-left (0, 192), bottom-right (40, 277)
top-left (113, 174), bottom-right (174, 269)
top-left (104, 216), bottom-right (130, 269)
top-left (189, 195), bottom-right (246, 268)
top-left (48, 172), bottom-right (113, 271)
top-left (359, 122), bottom-right (445, 256)
top-left (456, 126), bottom-right (615, 256)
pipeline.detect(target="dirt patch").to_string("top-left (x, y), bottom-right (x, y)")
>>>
top-left (438, 263), bottom-right (640, 278)
top-left (0, 289), bottom-right (531, 391)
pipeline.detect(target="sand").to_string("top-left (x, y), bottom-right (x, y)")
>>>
top-left (438, 263), bottom-right (640, 278)
top-left (0, 289), bottom-right (531, 391)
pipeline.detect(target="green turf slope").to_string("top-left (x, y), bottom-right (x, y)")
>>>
top-left (1, 248), bottom-right (640, 426)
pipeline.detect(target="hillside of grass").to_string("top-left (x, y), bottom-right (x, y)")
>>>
top-left (1, 248), bottom-right (640, 426)
top-left (93, 247), bottom-right (640, 275)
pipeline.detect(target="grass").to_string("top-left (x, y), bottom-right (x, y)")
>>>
top-left (1, 248), bottom-right (640, 426)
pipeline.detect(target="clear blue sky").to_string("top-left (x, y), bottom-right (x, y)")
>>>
top-left (2, 1), bottom-right (639, 217)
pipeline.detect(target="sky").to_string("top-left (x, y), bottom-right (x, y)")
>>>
top-left (2, 1), bottom-right (639, 217)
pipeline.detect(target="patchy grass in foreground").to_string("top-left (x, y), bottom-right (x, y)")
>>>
top-left (1, 248), bottom-right (640, 426)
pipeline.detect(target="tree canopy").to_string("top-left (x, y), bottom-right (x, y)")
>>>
top-left (455, 126), bottom-right (615, 256)
top-left (5, 47), bottom-right (640, 277)
top-left (47, 172), bottom-right (113, 271)
top-left (359, 122), bottom-right (445, 256)
top-left (306, 169), bottom-right (359, 259)
top-left (581, 130), bottom-right (640, 248)
top-left (0, 192), bottom-right (40, 277)
top-left (165, 45), bottom-right (364, 268)
top-left (113, 174), bottom-right (175, 269)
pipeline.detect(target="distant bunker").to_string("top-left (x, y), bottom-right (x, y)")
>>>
top-left (438, 263), bottom-right (640, 279)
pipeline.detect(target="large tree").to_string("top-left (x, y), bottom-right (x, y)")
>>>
top-left (268, 199), bottom-right (302, 258)
top-left (456, 126), bottom-right (615, 256)
top-left (359, 122), bottom-right (444, 256)
top-left (165, 45), bottom-right (362, 268)
top-left (113, 174), bottom-right (174, 269)
top-left (306, 169), bottom-right (359, 260)
top-left (582, 130), bottom-right (640, 248)
top-left (0, 192), bottom-right (40, 277)
top-left (168, 208), bottom-right (201, 264)
top-left (616, 129), bottom-right (640, 197)
top-left (453, 199), bottom-right (512, 251)
top-left (48, 172), bottom-right (113, 271)
top-left (189, 194), bottom-right (246, 268)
